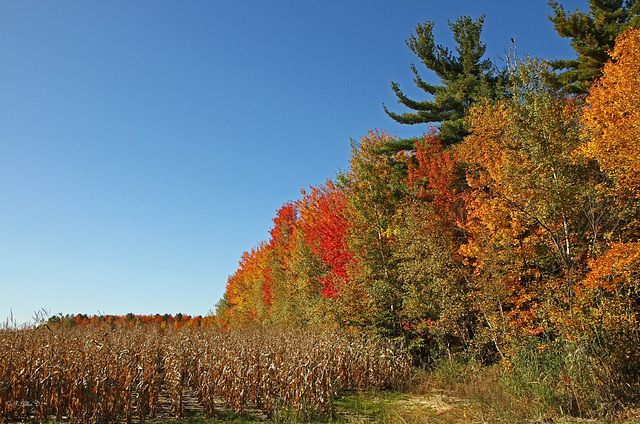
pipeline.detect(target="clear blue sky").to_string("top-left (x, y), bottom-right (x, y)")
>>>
top-left (1, 0), bottom-right (586, 325)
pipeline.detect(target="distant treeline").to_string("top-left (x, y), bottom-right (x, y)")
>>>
top-left (46, 313), bottom-right (216, 328)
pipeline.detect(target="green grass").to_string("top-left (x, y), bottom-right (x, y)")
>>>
top-left (161, 409), bottom-right (263, 424)
top-left (334, 390), bottom-right (439, 423)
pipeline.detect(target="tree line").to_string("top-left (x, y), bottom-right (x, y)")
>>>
top-left (218, 0), bottom-right (640, 414)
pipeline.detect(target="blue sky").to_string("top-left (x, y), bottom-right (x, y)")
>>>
top-left (1, 0), bottom-right (586, 325)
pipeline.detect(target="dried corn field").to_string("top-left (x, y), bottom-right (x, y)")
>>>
top-left (0, 324), bottom-right (411, 423)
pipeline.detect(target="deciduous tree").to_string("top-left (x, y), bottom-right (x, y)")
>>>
top-left (458, 60), bottom-right (601, 357)
top-left (582, 29), bottom-right (640, 199)
top-left (341, 130), bottom-right (407, 334)
top-left (392, 131), bottom-right (472, 359)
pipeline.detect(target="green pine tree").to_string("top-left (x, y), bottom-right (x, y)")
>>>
top-left (384, 15), bottom-right (503, 146)
top-left (549, 0), bottom-right (640, 94)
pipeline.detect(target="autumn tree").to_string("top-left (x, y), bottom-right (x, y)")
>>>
top-left (572, 242), bottom-right (640, 405)
top-left (298, 182), bottom-right (353, 299)
top-left (340, 130), bottom-right (408, 335)
top-left (549, 0), bottom-right (640, 93)
top-left (391, 130), bottom-right (472, 360)
top-left (275, 227), bottom-right (328, 325)
top-left (458, 60), bottom-right (604, 358)
top-left (221, 242), bottom-right (273, 326)
top-left (220, 203), bottom-right (308, 327)
top-left (569, 32), bottom-right (640, 404)
top-left (582, 28), bottom-right (640, 202)
top-left (261, 202), bottom-right (300, 323)
top-left (294, 181), bottom-right (363, 326)
top-left (384, 15), bottom-right (503, 146)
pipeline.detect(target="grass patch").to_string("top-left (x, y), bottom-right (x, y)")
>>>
top-left (334, 390), bottom-right (444, 423)
top-left (164, 409), bottom-right (263, 424)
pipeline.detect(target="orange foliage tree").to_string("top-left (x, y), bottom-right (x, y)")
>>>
top-left (582, 29), bottom-right (640, 197)
top-left (457, 60), bottom-right (601, 357)
top-left (222, 242), bottom-right (273, 326)
top-left (570, 242), bottom-right (640, 402)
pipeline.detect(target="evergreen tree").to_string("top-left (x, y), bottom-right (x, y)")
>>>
top-left (549, 0), bottom-right (640, 94)
top-left (384, 15), bottom-right (502, 146)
